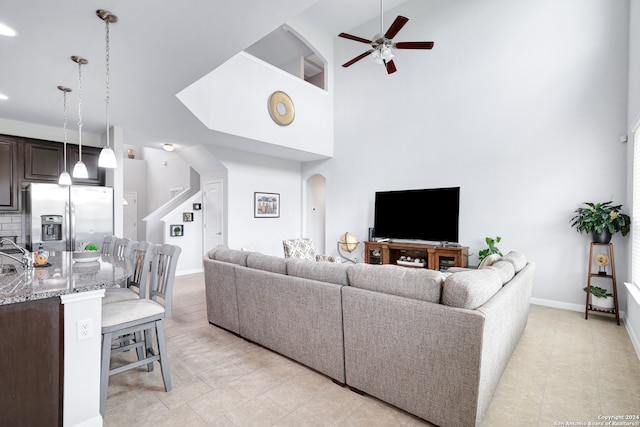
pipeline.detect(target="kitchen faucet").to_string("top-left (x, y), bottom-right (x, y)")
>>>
top-left (0, 239), bottom-right (34, 270)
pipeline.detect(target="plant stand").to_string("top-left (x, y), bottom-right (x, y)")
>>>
top-left (584, 242), bottom-right (620, 325)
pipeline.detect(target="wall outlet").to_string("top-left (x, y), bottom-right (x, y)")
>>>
top-left (77, 319), bottom-right (93, 341)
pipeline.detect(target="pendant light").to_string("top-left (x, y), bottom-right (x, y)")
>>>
top-left (57, 85), bottom-right (72, 186)
top-left (71, 55), bottom-right (89, 179)
top-left (97, 9), bottom-right (118, 168)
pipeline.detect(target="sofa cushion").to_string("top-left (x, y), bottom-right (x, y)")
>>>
top-left (206, 244), bottom-right (226, 260)
top-left (500, 251), bottom-right (527, 273)
top-left (484, 260), bottom-right (515, 285)
top-left (212, 246), bottom-right (249, 266)
top-left (478, 253), bottom-right (501, 268)
top-left (442, 269), bottom-right (502, 309)
top-left (347, 264), bottom-right (443, 303)
top-left (286, 258), bottom-right (350, 286)
top-left (246, 252), bottom-right (287, 274)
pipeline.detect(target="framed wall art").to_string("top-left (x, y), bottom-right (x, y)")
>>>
top-left (170, 224), bottom-right (184, 237)
top-left (254, 192), bottom-right (280, 218)
top-left (183, 212), bottom-right (193, 222)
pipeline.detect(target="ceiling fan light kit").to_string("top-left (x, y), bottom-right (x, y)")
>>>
top-left (338, 1), bottom-right (434, 74)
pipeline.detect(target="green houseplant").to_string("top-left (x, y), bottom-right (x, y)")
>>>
top-left (570, 201), bottom-right (631, 243)
top-left (478, 236), bottom-right (503, 262)
top-left (583, 285), bottom-right (614, 311)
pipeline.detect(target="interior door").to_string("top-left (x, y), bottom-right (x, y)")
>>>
top-left (123, 191), bottom-right (137, 241)
top-left (204, 180), bottom-right (223, 252)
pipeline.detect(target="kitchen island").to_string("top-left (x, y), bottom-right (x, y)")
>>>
top-left (0, 251), bottom-right (131, 426)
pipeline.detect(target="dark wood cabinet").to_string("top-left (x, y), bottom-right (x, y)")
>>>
top-left (0, 136), bottom-right (19, 211)
top-left (0, 297), bottom-right (63, 426)
top-left (0, 135), bottom-right (107, 211)
top-left (23, 139), bottom-right (65, 182)
top-left (364, 241), bottom-right (468, 271)
top-left (67, 145), bottom-right (106, 185)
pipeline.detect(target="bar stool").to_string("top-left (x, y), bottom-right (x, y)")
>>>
top-left (102, 241), bottom-right (153, 304)
top-left (101, 235), bottom-right (116, 255)
top-left (100, 244), bottom-right (181, 414)
top-left (112, 237), bottom-right (134, 259)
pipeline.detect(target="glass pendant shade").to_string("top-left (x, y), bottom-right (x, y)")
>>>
top-left (58, 171), bottom-right (72, 185)
top-left (98, 147), bottom-right (117, 168)
top-left (73, 161), bottom-right (89, 179)
top-left (380, 47), bottom-right (394, 61)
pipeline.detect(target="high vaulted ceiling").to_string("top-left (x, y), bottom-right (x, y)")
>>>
top-left (0, 0), bottom-right (406, 153)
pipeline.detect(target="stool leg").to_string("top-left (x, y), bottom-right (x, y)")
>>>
top-left (155, 320), bottom-right (172, 392)
top-left (100, 331), bottom-right (113, 414)
top-left (144, 328), bottom-right (154, 372)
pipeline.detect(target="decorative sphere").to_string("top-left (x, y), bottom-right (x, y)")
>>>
top-left (339, 232), bottom-right (359, 253)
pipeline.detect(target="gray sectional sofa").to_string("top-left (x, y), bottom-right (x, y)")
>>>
top-left (203, 246), bottom-right (535, 427)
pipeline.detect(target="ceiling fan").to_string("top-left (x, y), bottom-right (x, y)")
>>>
top-left (338, 1), bottom-right (434, 74)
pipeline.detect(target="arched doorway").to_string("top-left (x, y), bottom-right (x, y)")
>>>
top-left (304, 174), bottom-right (327, 254)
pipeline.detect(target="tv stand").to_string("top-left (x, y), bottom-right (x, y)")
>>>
top-left (364, 241), bottom-right (468, 271)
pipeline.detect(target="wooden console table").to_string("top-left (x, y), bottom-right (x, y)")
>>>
top-left (364, 241), bottom-right (468, 271)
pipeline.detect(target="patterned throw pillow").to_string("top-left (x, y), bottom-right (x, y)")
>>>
top-left (282, 238), bottom-right (316, 260)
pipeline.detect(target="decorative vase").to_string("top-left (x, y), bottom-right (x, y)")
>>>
top-left (127, 149), bottom-right (135, 159)
top-left (591, 295), bottom-right (615, 311)
top-left (591, 229), bottom-right (612, 244)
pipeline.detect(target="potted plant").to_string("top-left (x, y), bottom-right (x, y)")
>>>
top-left (583, 285), bottom-right (614, 311)
top-left (478, 236), bottom-right (502, 262)
top-left (570, 201), bottom-right (631, 243)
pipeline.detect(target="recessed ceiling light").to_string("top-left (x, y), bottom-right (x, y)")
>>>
top-left (0, 93), bottom-right (8, 100)
top-left (0, 23), bottom-right (17, 37)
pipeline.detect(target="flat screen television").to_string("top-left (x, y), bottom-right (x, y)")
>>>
top-left (373, 187), bottom-right (460, 244)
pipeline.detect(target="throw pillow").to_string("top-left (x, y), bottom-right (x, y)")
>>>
top-left (500, 251), bottom-right (527, 272)
top-left (442, 269), bottom-right (502, 309)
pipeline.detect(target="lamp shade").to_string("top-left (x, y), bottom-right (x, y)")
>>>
top-left (58, 171), bottom-right (72, 186)
top-left (73, 161), bottom-right (89, 179)
top-left (98, 146), bottom-right (117, 168)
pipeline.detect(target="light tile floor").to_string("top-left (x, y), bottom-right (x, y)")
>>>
top-left (103, 273), bottom-right (640, 427)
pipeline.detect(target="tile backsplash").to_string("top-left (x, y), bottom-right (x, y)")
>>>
top-left (0, 213), bottom-right (23, 245)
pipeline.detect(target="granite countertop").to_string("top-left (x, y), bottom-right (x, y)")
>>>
top-left (0, 251), bottom-right (132, 305)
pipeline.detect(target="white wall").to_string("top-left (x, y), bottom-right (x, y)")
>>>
top-left (177, 52), bottom-right (333, 160)
top-left (163, 192), bottom-right (204, 274)
top-left (143, 147), bottom-right (192, 212)
top-left (304, 0), bottom-right (631, 309)
top-left (123, 158), bottom-right (148, 241)
top-left (210, 146), bottom-right (302, 256)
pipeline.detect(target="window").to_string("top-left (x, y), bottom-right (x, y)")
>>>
top-left (633, 125), bottom-right (640, 288)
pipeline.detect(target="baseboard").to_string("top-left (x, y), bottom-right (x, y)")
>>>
top-left (530, 297), bottom-right (583, 312)
top-left (176, 267), bottom-right (203, 276)
top-left (624, 317), bottom-right (640, 361)
top-left (70, 415), bottom-right (102, 427)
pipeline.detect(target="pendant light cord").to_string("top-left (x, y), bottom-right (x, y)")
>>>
top-left (77, 60), bottom-right (83, 162)
top-left (63, 90), bottom-right (68, 170)
top-left (104, 16), bottom-right (111, 150)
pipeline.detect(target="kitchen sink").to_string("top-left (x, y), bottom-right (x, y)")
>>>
top-left (0, 264), bottom-right (18, 276)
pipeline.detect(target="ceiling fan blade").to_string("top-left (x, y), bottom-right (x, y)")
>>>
top-left (384, 16), bottom-right (409, 39)
top-left (385, 60), bottom-right (397, 74)
top-left (394, 41), bottom-right (435, 49)
top-left (338, 32), bottom-right (373, 44)
top-left (342, 50), bottom-right (374, 68)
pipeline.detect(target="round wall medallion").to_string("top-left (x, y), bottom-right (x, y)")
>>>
top-left (268, 91), bottom-right (295, 126)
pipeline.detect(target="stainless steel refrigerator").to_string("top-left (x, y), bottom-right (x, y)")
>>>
top-left (25, 183), bottom-right (114, 252)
